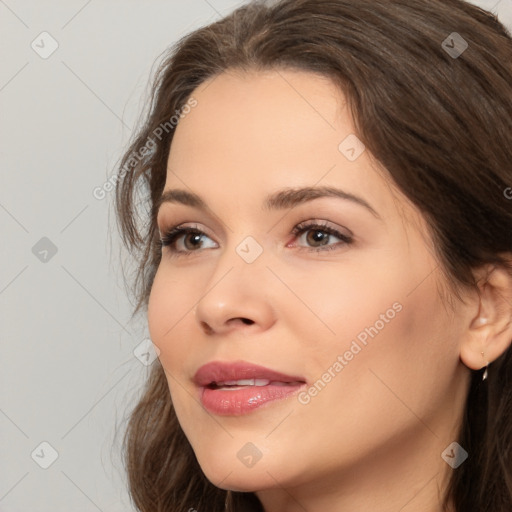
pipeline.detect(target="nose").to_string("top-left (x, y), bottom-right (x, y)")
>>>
top-left (194, 253), bottom-right (276, 336)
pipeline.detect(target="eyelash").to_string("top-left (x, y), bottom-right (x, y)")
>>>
top-left (158, 221), bottom-right (353, 258)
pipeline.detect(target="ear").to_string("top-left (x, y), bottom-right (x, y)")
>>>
top-left (459, 262), bottom-right (512, 371)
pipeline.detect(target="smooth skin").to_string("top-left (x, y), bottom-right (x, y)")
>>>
top-left (148, 69), bottom-right (512, 512)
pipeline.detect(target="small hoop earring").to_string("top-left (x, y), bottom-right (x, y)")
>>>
top-left (481, 351), bottom-right (489, 381)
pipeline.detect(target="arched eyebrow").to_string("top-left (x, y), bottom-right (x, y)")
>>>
top-left (156, 185), bottom-right (380, 219)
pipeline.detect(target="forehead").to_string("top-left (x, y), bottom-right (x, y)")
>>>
top-left (170, 68), bottom-right (345, 152)
top-left (164, 69), bottom-right (422, 231)
top-left (168, 70), bottom-right (361, 183)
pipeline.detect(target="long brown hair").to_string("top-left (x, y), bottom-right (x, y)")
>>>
top-left (114, 1), bottom-right (512, 510)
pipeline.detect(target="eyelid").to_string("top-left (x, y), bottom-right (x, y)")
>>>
top-left (157, 209), bottom-right (226, 240)
top-left (158, 222), bottom-right (212, 240)
top-left (292, 219), bottom-right (353, 239)
top-left (159, 222), bottom-right (217, 246)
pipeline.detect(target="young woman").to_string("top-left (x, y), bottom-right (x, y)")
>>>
top-left (115, 0), bottom-right (512, 510)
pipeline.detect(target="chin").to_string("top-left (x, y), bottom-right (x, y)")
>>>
top-left (194, 448), bottom-right (285, 492)
top-left (205, 470), bottom-right (275, 493)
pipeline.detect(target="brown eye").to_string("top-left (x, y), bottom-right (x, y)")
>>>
top-left (291, 221), bottom-right (353, 253)
top-left (305, 229), bottom-right (331, 247)
top-left (160, 225), bottom-right (217, 256)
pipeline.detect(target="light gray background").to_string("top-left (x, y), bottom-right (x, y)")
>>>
top-left (1, 1), bottom-right (511, 511)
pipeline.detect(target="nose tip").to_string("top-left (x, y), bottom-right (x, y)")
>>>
top-left (194, 263), bottom-right (276, 334)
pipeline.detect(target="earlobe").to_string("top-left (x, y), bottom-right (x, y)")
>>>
top-left (470, 316), bottom-right (488, 328)
top-left (459, 322), bottom-right (490, 372)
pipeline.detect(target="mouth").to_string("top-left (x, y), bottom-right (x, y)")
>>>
top-left (194, 361), bottom-right (307, 416)
top-left (207, 378), bottom-right (304, 390)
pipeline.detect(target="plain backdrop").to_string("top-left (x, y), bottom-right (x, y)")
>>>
top-left (1, 0), bottom-right (511, 510)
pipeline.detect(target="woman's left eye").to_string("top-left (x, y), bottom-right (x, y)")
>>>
top-left (159, 221), bottom-right (353, 257)
top-left (290, 221), bottom-right (353, 253)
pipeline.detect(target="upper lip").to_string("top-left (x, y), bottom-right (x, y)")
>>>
top-left (193, 360), bottom-right (306, 386)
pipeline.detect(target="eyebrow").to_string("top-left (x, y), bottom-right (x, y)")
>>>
top-left (155, 186), bottom-right (380, 219)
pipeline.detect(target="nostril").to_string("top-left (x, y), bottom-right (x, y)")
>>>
top-left (240, 318), bottom-right (254, 325)
top-left (200, 321), bottom-right (214, 334)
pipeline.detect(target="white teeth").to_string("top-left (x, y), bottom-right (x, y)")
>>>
top-left (217, 379), bottom-right (271, 387)
top-left (236, 379), bottom-right (255, 386)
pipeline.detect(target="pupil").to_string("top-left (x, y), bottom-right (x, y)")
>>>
top-left (186, 233), bottom-right (202, 250)
top-left (308, 230), bottom-right (327, 246)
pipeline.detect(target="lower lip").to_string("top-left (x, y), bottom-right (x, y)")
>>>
top-left (199, 383), bottom-right (305, 415)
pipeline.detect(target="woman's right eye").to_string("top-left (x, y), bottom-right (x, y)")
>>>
top-left (159, 225), bottom-right (217, 257)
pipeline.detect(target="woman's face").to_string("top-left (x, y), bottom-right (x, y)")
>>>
top-left (148, 69), bottom-right (472, 506)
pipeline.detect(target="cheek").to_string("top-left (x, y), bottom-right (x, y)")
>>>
top-left (147, 266), bottom-right (195, 365)
top-left (305, 272), bottom-right (456, 431)
top-left (277, 252), bottom-right (405, 361)
top-left (293, 249), bottom-right (455, 417)
top-left (285, 284), bottom-right (450, 476)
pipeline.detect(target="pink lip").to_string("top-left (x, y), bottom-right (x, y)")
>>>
top-left (194, 360), bottom-right (306, 416)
